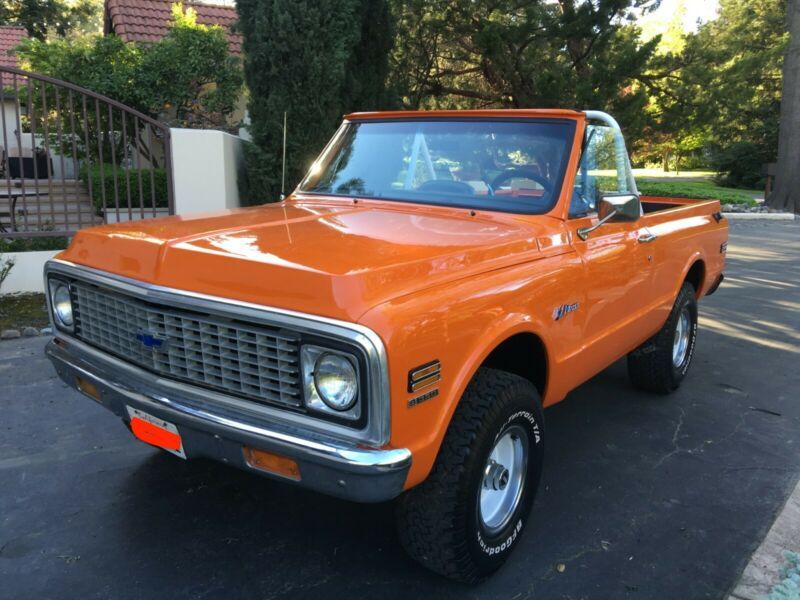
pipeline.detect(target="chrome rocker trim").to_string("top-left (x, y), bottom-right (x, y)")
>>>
top-left (46, 338), bottom-right (411, 502)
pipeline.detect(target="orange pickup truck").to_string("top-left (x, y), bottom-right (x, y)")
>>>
top-left (44, 109), bottom-right (727, 582)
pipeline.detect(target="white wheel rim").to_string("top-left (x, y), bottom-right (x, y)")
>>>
top-left (479, 425), bottom-right (528, 534)
top-left (672, 307), bottom-right (691, 367)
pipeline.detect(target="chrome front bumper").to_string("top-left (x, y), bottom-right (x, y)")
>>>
top-left (46, 338), bottom-right (411, 502)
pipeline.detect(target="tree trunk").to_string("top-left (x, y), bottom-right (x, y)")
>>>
top-left (768, 0), bottom-right (800, 213)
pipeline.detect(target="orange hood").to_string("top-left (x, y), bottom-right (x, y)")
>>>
top-left (59, 196), bottom-right (561, 321)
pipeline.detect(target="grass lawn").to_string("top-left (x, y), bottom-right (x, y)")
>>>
top-left (635, 179), bottom-right (758, 206)
top-left (596, 169), bottom-right (761, 205)
top-left (0, 293), bottom-right (50, 331)
top-left (631, 168), bottom-right (719, 179)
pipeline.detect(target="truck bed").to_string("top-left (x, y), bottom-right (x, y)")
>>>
top-left (640, 195), bottom-right (721, 214)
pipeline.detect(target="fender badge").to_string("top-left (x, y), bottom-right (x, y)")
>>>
top-left (408, 388), bottom-right (439, 408)
top-left (408, 360), bottom-right (441, 393)
top-left (553, 303), bottom-right (579, 321)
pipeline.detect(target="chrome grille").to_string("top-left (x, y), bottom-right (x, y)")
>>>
top-left (71, 282), bottom-right (302, 407)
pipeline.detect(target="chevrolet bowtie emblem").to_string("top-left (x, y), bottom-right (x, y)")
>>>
top-left (135, 331), bottom-right (168, 351)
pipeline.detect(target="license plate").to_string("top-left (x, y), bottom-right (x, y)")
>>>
top-left (126, 406), bottom-right (186, 459)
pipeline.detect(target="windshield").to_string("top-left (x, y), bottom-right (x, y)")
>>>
top-left (299, 119), bottom-right (576, 214)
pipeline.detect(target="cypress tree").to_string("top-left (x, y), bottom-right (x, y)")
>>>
top-left (342, 0), bottom-right (395, 112)
top-left (237, 0), bottom-right (393, 203)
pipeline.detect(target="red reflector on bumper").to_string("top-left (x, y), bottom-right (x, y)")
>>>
top-left (130, 417), bottom-right (182, 451)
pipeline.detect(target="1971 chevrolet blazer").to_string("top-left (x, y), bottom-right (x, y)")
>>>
top-left (44, 109), bottom-right (728, 582)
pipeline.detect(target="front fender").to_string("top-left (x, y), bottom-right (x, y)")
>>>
top-left (357, 256), bottom-right (579, 490)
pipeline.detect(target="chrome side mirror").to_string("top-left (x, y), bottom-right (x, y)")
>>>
top-left (577, 194), bottom-right (640, 241)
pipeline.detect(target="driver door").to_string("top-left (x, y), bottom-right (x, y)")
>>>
top-left (567, 123), bottom-right (656, 381)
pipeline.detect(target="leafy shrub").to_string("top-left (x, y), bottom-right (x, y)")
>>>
top-left (81, 165), bottom-right (169, 212)
top-left (676, 151), bottom-right (711, 172)
top-left (710, 142), bottom-right (768, 190)
top-left (636, 180), bottom-right (756, 206)
top-left (0, 237), bottom-right (69, 252)
top-left (16, 5), bottom-right (243, 130)
top-left (597, 176), bottom-right (756, 205)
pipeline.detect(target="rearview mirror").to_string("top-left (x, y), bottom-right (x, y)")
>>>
top-left (598, 194), bottom-right (640, 221)
top-left (577, 194), bottom-right (640, 241)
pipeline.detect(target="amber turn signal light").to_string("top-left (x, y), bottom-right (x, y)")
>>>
top-left (75, 376), bottom-right (101, 402)
top-left (243, 447), bottom-right (301, 481)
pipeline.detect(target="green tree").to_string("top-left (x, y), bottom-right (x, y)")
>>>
top-left (138, 4), bottom-right (244, 128)
top-left (236, 0), bottom-right (394, 204)
top-left (17, 35), bottom-right (142, 107)
top-left (647, 0), bottom-right (786, 186)
top-left (0, 0), bottom-right (102, 40)
top-left (769, 0), bottom-right (799, 212)
top-left (389, 0), bottom-right (660, 135)
top-left (636, 0), bottom-right (702, 171)
top-left (343, 0), bottom-right (395, 111)
top-left (15, 4), bottom-right (243, 128)
top-left (701, 0), bottom-right (786, 187)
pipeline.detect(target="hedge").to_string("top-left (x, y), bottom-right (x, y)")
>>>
top-left (81, 165), bottom-right (170, 213)
top-left (596, 176), bottom-right (756, 206)
top-left (635, 180), bottom-right (757, 206)
top-left (0, 237), bottom-right (69, 252)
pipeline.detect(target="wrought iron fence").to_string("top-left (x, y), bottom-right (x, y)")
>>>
top-left (0, 66), bottom-right (174, 239)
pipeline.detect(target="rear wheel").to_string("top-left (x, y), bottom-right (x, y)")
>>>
top-left (395, 368), bottom-right (544, 583)
top-left (627, 282), bottom-right (698, 394)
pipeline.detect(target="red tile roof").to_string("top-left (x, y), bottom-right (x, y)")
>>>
top-left (105, 0), bottom-right (242, 55)
top-left (0, 26), bottom-right (27, 69)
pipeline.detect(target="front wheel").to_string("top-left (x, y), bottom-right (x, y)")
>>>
top-left (395, 368), bottom-right (545, 583)
top-left (627, 282), bottom-right (698, 394)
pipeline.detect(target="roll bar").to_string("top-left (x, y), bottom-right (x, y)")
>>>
top-left (583, 110), bottom-right (639, 196)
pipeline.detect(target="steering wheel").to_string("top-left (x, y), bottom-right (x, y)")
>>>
top-left (490, 167), bottom-right (552, 195)
top-left (416, 179), bottom-right (475, 195)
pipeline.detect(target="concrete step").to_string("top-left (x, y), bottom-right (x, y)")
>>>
top-left (0, 174), bottom-right (154, 233)
top-left (3, 178), bottom-right (85, 188)
top-left (3, 208), bottom-right (97, 219)
top-left (1, 190), bottom-right (93, 198)
top-left (2, 198), bottom-right (93, 207)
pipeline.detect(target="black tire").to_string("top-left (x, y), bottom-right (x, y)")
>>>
top-left (627, 282), bottom-right (698, 394)
top-left (395, 368), bottom-right (545, 583)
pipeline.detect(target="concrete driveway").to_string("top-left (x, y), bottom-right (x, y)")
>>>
top-left (1, 220), bottom-right (798, 599)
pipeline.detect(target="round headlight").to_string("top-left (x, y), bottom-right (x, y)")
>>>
top-left (52, 283), bottom-right (74, 327)
top-left (313, 353), bottom-right (358, 411)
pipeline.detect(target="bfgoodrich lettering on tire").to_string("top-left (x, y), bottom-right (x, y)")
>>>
top-left (627, 281), bottom-right (699, 394)
top-left (395, 368), bottom-right (545, 583)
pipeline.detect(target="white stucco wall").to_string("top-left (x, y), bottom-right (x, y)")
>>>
top-left (1, 249), bottom-right (62, 294)
top-left (1, 129), bottom-right (245, 295)
top-left (169, 128), bottom-right (244, 215)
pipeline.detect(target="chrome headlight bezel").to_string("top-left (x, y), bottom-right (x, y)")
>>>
top-left (48, 278), bottom-right (75, 331)
top-left (301, 344), bottom-right (362, 421)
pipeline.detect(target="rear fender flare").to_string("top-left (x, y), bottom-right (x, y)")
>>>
top-left (677, 251), bottom-right (707, 299)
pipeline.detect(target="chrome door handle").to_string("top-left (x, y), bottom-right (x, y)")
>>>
top-left (638, 233), bottom-right (658, 243)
